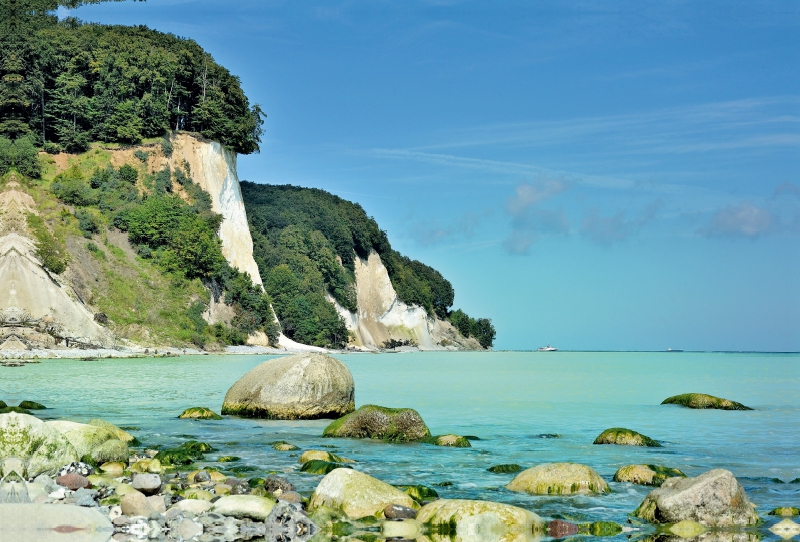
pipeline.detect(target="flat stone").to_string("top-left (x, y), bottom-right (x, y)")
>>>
top-left (56, 472), bottom-right (91, 490)
top-left (146, 495), bottom-right (167, 513)
top-left (121, 490), bottom-right (155, 517)
top-left (0, 503), bottom-right (112, 542)
top-left (174, 498), bottom-right (213, 514)
top-left (212, 495), bottom-right (276, 521)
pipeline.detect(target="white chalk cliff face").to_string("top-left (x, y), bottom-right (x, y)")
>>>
top-left (167, 134), bottom-right (262, 285)
top-left (330, 251), bottom-right (481, 350)
top-left (0, 181), bottom-right (110, 348)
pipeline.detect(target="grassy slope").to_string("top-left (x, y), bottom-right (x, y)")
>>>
top-left (35, 146), bottom-right (209, 347)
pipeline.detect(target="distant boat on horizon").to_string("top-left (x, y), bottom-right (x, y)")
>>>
top-left (537, 345), bottom-right (558, 352)
top-left (667, 348), bottom-right (684, 352)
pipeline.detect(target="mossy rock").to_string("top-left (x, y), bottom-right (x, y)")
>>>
top-left (424, 435), bottom-right (471, 447)
top-left (18, 401), bottom-right (46, 410)
top-left (0, 406), bottom-right (32, 415)
top-left (86, 439), bottom-right (129, 464)
top-left (298, 450), bottom-right (354, 464)
top-left (87, 419), bottom-right (139, 445)
top-left (155, 440), bottom-right (215, 465)
top-left (506, 463), bottom-right (610, 495)
top-left (488, 464), bottom-right (524, 474)
top-left (769, 507), bottom-right (800, 516)
top-left (416, 499), bottom-right (543, 534)
top-left (271, 440), bottom-right (300, 451)
top-left (0, 412), bottom-right (79, 477)
top-left (179, 407), bottom-right (223, 420)
top-left (579, 521), bottom-right (623, 537)
top-left (594, 428), bottom-right (661, 447)
top-left (396, 484), bottom-right (439, 503)
top-left (300, 460), bottom-right (353, 475)
top-left (613, 464), bottom-right (686, 486)
top-left (228, 465), bottom-right (259, 474)
top-left (248, 477), bottom-right (266, 488)
top-left (661, 393), bottom-right (752, 410)
top-left (217, 456), bottom-right (241, 463)
top-left (322, 405), bottom-right (430, 442)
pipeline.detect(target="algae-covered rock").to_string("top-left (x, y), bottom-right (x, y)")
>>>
top-left (579, 521), bottom-right (623, 537)
top-left (299, 460), bottom-right (352, 475)
top-left (298, 450), bottom-right (354, 464)
top-left (661, 393), bottom-right (753, 411)
top-left (212, 495), bottom-right (276, 521)
top-left (488, 464), bottom-right (524, 474)
top-left (426, 435), bottom-right (471, 447)
top-left (155, 440), bottom-right (214, 465)
top-left (614, 464), bottom-right (686, 486)
top-left (322, 405), bottom-right (430, 442)
top-left (217, 456), bottom-right (240, 463)
top-left (506, 462), bottom-right (610, 495)
top-left (416, 499), bottom-right (543, 535)
top-left (771, 519), bottom-right (800, 540)
top-left (45, 421), bottom-right (116, 458)
top-left (222, 352), bottom-right (355, 420)
top-left (308, 468), bottom-right (417, 519)
top-left (87, 439), bottom-right (129, 465)
top-left (669, 520), bottom-right (706, 538)
top-left (179, 407), bottom-right (223, 420)
top-left (87, 419), bottom-right (138, 444)
top-left (632, 468), bottom-right (759, 526)
top-left (0, 413), bottom-right (79, 477)
top-left (18, 401), bottom-right (46, 410)
top-left (769, 507), bottom-right (800, 516)
top-left (594, 427), bottom-right (661, 447)
top-left (397, 484), bottom-right (439, 503)
top-left (99, 462), bottom-right (125, 476)
top-left (272, 441), bottom-right (300, 451)
top-left (0, 406), bottom-right (32, 415)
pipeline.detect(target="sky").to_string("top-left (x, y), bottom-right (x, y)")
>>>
top-left (70, 1), bottom-right (800, 352)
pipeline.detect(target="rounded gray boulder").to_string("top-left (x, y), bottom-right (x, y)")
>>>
top-left (222, 353), bottom-right (355, 419)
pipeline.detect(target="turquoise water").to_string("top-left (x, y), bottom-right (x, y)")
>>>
top-left (2, 351), bottom-right (798, 530)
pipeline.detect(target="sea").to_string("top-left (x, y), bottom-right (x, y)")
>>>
top-left (2, 351), bottom-right (798, 540)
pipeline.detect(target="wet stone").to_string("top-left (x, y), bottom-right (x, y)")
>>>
top-left (549, 519), bottom-right (579, 538)
top-left (384, 503), bottom-right (418, 519)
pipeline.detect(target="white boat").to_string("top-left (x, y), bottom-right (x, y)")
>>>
top-left (537, 345), bottom-right (558, 352)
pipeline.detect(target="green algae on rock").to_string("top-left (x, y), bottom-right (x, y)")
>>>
top-left (300, 460), bottom-right (353, 475)
top-left (17, 401), bottom-right (46, 410)
top-left (396, 484), bottom-right (439, 503)
top-left (87, 419), bottom-right (138, 445)
top-left (579, 521), bottom-right (623, 537)
top-left (769, 507), bottom-right (800, 516)
top-left (217, 456), bottom-right (241, 463)
top-left (85, 439), bottom-right (129, 465)
top-left (0, 406), bottom-right (32, 415)
top-left (593, 427), bottom-right (661, 447)
top-left (45, 420), bottom-right (118, 459)
top-left (423, 434), bottom-right (471, 447)
top-left (488, 464), bottom-right (525, 474)
top-left (155, 440), bottom-right (215, 466)
top-left (222, 352), bottom-right (355, 420)
top-left (308, 468), bottom-right (417, 519)
top-left (661, 393), bottom-right (753, 410)
top-left (613, 464), bottom-right (686, 486)
top-left (632, 469), bottom-right (759, 526)
top-left (322, 405), bottom-right (430, 442)
top-left (271, 441), bottom-right (300, 451)
top-left (298, 450), bottom-right (355, 464)
top-left (179, 407), bottom-right (223, 420)
top-left (416, 499), bottom-right (544, 535)
top-left (0, 412), bottom-right (79, 477)
top-left (506, 462), bottom-right (610, 495)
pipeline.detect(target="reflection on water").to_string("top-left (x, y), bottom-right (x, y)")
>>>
top-left (0, 351), bottom-right (798, 542)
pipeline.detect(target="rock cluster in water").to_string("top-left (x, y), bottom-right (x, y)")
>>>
top-left (661, 393), bottom-right (753, 410)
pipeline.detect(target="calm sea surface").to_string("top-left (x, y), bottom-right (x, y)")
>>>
top-left (2, 351), bottom-right (798, 532)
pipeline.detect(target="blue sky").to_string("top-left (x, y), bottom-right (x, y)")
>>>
top-left (72, 1), bottom-right (800, 351)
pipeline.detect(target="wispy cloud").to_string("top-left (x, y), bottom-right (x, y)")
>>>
top-left (698, 201), bottom-right (776, 239)
top-left (502, 180), bottom-right (569, 255)
top-left (774, 182), bottom-right (800, 198)
top-left (580, 198), bottom-right (663, 246)
top-left (410, 210), bottom-right (492, 247)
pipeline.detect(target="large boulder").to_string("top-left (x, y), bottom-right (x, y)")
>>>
top-left (0, 413), bottom-right (78, 477)
top-left (661, 393), bottom-right (753, 411)
top-left (417, 499), bottom-right (543, 541)
top-left (594, 427), bottom-right (661, 447)
top-left (506, 463), bottom-right (610, 495)
top-left (308, 468), bottom-right (417, 519)
top-left (222, 352), bottom-right (355, 419)
top-left (632, 469), bottom-right (759, 526)
top-left (87, 419), bottom-right (137, 443)
top-left (614, 464), bottom-right (686, 486)
top-left (322, 405), bottom-right (430, 442)
top-left (212, 495), bottom-right (276, 521)
top-left (0, 503), bottom-right (112, 542)
top-left (44, 421), bottom-right (116, 459)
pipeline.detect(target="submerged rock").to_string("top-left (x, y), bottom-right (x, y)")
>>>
top-left (594, 427), bottom-right (661, 447)
top-left (178, 406), bottom-right (223, 420)
top-left (416, 499), bottom-right (544, 535)
top-left (768, 507), bottom-right (800, 517)
top-left (488, 464), bottom-right (524, 474)
top-left (271, 441), bottom-right (300, 451)
top-left (308, 468), bottom-right (417, 519)
top-left (632, 468), bottom-right (759, 526)
top-left (0, 413), bottom-right (78, 477)
top-left (299, 460), bottom-right (352, 475)
top-left (661, 393), bottom-right (753, 410)
top-left (614, 464), bottom-right (686, 486)
top-left (222, 352), bottom-right (355, 419)
top-left (322, 404), bottom-right (430, 442)
top-left (426, 434), bottom-right (471, 447)
top-left (506, 462), bottom-right (610, 495)
top-left (17, 401), bottom-right (45, 410)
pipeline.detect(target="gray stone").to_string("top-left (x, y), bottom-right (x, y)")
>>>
top-left (265, 501), bottom-right (318, 542)
top-left (633, 469), bottom-right (759, 526)
top-left (132, 473), bottom-right (162, 496)
top-left (178, 518), bottom-right (204, 539)
top-left (212, 495), bottom-right (276, 521)
top-left (221, 352), bottom-right (355, 419)
top-left (309, 468), bottom-right (417, 519)
top-left (384, 503), bottom-right (417, 519)
top-left (121, 490), bottom-right (155, 517)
